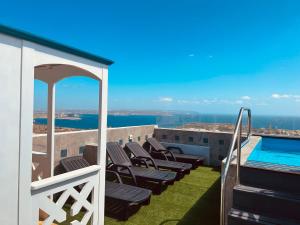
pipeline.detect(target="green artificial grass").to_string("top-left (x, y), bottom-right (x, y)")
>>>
top-left (59, 166), bottom-right (220, 225)
top-left (105, 166), bottom-right (220, 225)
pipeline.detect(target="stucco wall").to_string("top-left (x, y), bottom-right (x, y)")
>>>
top-left (154, 128), bottom-right (233, 166)
top-left (0, 33), bottom-right (22, 225)
top-left (32, 125), bottom-right (234, 180)
top-left (32, 125), bottom-right (156, 180)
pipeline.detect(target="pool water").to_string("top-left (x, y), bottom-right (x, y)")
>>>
top-left (247, 137), bottom-right (300, 167)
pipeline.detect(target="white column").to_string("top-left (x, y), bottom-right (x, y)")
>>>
top-left (18, 42), bottom-right (35, 225)
top-left (97, 69), bottom-right (108, 225)
top-left (47, 82), bottom-right (56, 177)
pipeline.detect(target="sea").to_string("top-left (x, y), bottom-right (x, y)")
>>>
top-left (33, 114), bottom-right (300, 130)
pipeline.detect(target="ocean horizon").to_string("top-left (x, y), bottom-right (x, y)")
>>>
top-left (33, 114), bottom-right (300, 130)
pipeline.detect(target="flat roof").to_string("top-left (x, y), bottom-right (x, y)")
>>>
top-left (0, 24), bottom-right (114, 66)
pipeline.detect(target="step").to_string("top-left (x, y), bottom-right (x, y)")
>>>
top-left (240, 166), bottom-right (300, 194)
top-left (228, 208), bottom-right (300, 225)
top-left (233, 185), bottom-right (300, 221)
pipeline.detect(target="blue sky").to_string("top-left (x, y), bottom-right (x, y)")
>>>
top-left (2, 0), bottom-right (300, 115)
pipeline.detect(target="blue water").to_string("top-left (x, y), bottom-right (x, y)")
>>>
top-left (247, 137), bottom-right (300, 167)
top-left (34, 114), bottom-right (300, 130)
top-left (35, 114), bottom-right (158, 129)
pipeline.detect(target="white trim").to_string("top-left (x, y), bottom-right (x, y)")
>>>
top-left (97, 69), bottom-right (108, 225)
top-left (18, 41), bottom-right (35, 225)
top-left (31, 165), bottom-right (100, 191)
top-left (47, 82), bottom-right (56, 177)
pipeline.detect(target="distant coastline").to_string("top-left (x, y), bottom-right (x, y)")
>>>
top-left (33, 112), bottom-right (300, 136)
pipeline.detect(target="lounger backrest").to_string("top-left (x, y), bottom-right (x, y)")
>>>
top-left (107, 142), bottom-right (132, 167)
top-left (147, 138), bottom-right (166, 151)
top-left (125, 142), bottom-right (152, 158)
top-left (60, 156), bottom-right (90, 172)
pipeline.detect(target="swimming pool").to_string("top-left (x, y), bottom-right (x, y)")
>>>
top-left (247, 137), bottom-right (300, 167)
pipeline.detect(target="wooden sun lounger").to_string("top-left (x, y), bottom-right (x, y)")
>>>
top-left (60, 156), bottom-right (151, 220)
top-left (106, 142), bottom-right (177, 194)
top-left (124, 142), bottom-right (192, 180)
top-left (144, 138), bottom-right (204, 169)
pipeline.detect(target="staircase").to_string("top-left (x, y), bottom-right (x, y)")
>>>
top-left (227, 166), bottom-right (300, 225)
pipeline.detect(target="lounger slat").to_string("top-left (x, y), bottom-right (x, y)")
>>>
top-left (125, 142), bottom-right (192, 175)
top-left (107, 142), bottom-right (177, 184)
top-left (154, 159), bottom-right (192, 170)
top-left (146, 138), bottom-right (204, 169)
top-left (119, 166), bottom-right (177, 181)
top-left (106, 182), bottom-right (151, 203)
top-left (107, 142), bottom-right (132, 167)
top-left (60, 156), bottom-right (152, 205)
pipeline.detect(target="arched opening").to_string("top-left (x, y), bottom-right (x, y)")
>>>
top-left (32, 64), bottom-right (101, 181)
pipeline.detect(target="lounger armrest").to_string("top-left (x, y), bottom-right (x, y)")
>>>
top-left (137, 156), bottom-right (158, 169)
top-left (160, 149), bottom-right (177, 161)
top-left (166, 146), bottom-right (184, 154)
top-left (106, 170), bottom-right (123, 184)
top-left (113, 164), bottom-right (138, 185)
top-left (131, 157), bottom-right (149, 168)
top-left (150, 148), bottom-right (168, 160)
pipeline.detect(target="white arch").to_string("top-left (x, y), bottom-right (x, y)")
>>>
top-left (27, 40), bottom-right (105, 81)
top-left (35, 64), bottom-right (101, 84)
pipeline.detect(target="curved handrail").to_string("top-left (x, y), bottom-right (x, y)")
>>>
top-left (220, 107), bottom-right (251, 225)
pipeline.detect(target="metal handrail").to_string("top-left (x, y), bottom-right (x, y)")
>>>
top-left (220, 107), bottom-right (251, 225)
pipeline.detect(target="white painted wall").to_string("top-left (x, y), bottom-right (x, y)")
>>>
top-left (0, 32), bottom-right (109, 225)
top-left (0, 34), bottom-right (22, 225)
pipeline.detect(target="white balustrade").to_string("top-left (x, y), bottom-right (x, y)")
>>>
top-left (32, 151), bottom-right (48, 181)
top-left (31, 165), bottom-right (100, 225)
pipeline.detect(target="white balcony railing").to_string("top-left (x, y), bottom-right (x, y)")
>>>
top-left (32, 151), bottom-right (48, 181)
top-left (31, 165), bottom-right (100, 225)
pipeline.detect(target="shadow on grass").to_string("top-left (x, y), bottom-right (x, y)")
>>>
top-left (158, 176), bottom-right (220, 225)
top-left (177, 177), bottom-right (221, 225)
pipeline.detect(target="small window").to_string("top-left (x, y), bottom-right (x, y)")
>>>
top-left (128, 135), bottom-right (133, 142)
top-left (145, 135), bottom-right (148, 140)
top-left (61, 149), bottom-right (68, 158)
top-left (203, 138), bottom-right (208, 144)
top-left (175, 135), bottom-right (180, 141)
top-left (162, 135), bottom-right (167, 139)
top-left (137, 136), bottom-right (141, 141)
top-left (119, 139), bottom-right (123, 145)
top-left (188, 137), bottom-right (194, 142)
top-left (219, 139), bottom-right (225, 145)
top-left (79, 146), bottom-right (85, 155)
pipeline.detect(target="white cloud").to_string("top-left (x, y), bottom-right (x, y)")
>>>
top-left (203, 99), bottom-right (217, 104)
top-left (241, 96), bottom-right (251, 100)
top-left (271, 93), bottom-right (300, 103)
top-left (235, 100), bottom-right (244, 104)
top-left (271, 93), bottom-right (290, 99)
top-left (159, 97), bottom-right (173, 103)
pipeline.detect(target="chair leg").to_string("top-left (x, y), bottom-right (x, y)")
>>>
top-left (121, 203), bottom-right (130, 220)
top-left (154, 182), bottom-right (163, 195)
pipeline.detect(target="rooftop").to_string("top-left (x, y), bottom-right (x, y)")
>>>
top-left (60, 166), bottom-right (220, 225)
top-left (0, 24), bottom-right (114, 65)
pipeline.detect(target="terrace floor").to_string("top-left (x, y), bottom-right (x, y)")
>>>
top-left (60, 166), bottom-right (220, 225)
top-left (105, 166), bottom-right (221, 225)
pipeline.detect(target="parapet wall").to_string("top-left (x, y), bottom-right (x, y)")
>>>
top-left (32, 125), bottom-right (234, 181)
top-left (33, 125), bottom-right (156, 168)
top-left (154, 128), bottom-right (233, 166)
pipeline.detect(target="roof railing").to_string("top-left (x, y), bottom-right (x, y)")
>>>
top-left (220, 107), bottom-right (252, 225)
